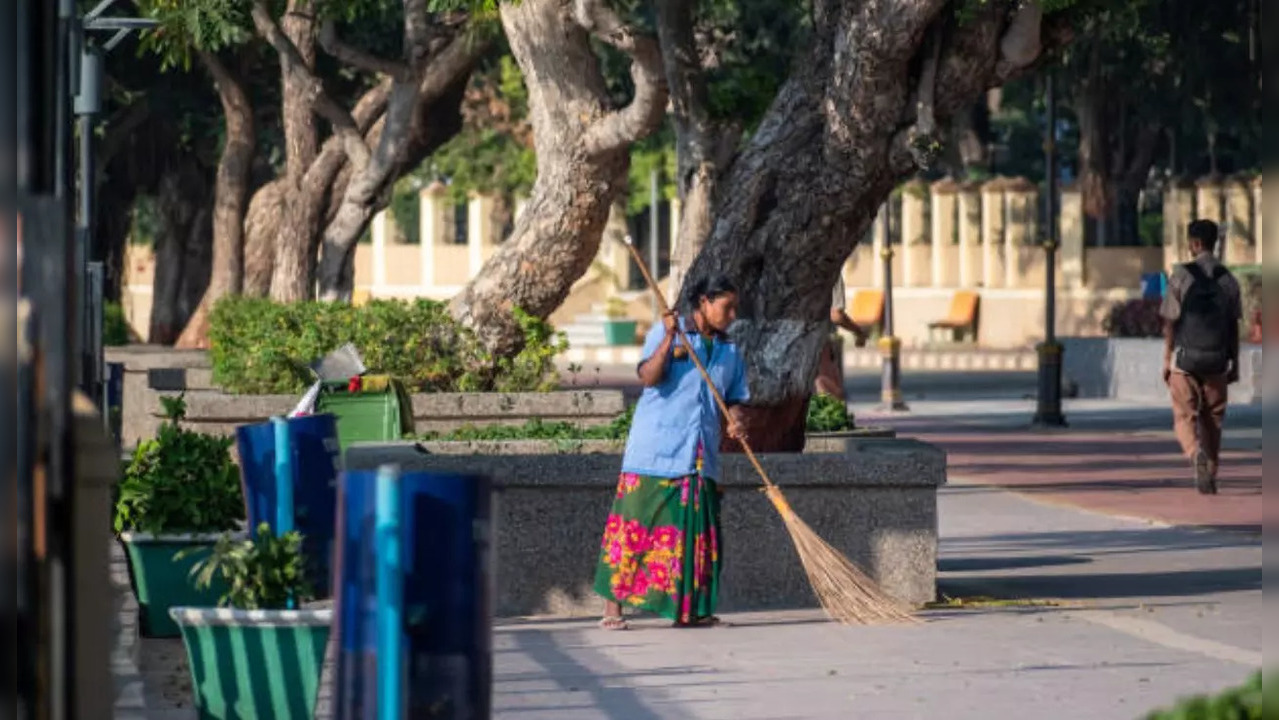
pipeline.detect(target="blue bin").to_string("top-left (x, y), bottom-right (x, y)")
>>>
top-left (235, 414), bottom-right (342, 595)
top-left (1140, 272), bottom-right (1165, 300)
top-left (334, 469), bottom-right (493, 719)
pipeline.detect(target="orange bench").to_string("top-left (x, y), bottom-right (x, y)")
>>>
top-left (928, 290), bottom-right (980, 343)
top-left (849, 289), bottom-right (884, 333)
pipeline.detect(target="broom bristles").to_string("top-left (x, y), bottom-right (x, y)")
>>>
top-left (766, 487), bottom-right (919, 625)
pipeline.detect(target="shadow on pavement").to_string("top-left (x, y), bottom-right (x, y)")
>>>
top-left (944, 527), bottom-right (1261, 554)
top-left (503, 629), bottom-right (697, 720)
top-left (940, 566), bottom-right (1260, 600)
top-left (939, 554), bottom-right (1092, 572)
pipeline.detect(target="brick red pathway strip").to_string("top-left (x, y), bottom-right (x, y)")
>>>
top-left (907, 429), bottom-right (1262, 533)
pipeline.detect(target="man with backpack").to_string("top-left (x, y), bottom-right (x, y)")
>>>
top-left (1160, 219), bottom-right (1243, 495)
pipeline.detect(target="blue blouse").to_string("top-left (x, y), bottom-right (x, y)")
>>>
top-left (620, 318), bottom-right (750, 480)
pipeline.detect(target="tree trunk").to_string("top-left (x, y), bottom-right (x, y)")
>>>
top-left (654, 0), bottom-right (735, 301)
top-left (176, 51), bottom-right (256, 348)
top-left (953, 101), bottom-right (992, 176)
top-left (242, 179), bottom-right (282, 297)
top-left (268, 0), bottom-right (320, 302)
top-left (148, 162), bottom-right (211, 344)
top-left (449, 0), bottom-right (667, 355)
top-left (683, 0), bottom-right (1063, 408)
top-left (1075, 44), bottom-right (1113, 245)
top-left (316, 42), bottom-right (480, 300)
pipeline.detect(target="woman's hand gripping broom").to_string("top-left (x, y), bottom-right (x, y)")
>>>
top-left (618, 236), bottom-right (917, 625)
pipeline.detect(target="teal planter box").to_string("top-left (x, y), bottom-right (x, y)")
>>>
top-left (120, 533), bottom-right (229, 638)
top-left (603, 320), bottom-right (637, 346)
top-left (170, 607), bottom-right (332, 720)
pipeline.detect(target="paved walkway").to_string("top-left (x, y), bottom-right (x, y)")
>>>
top-left (112, 377), bottom-right (1265, 718)
top-left (857, 398), bottom-right (1263, 533)
top-left (491, 487), bottom-right (1262, 719)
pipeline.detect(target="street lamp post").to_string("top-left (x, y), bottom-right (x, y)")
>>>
top-left (878, 201), bottom-right (909, 412)
top-left (75, 0), bottom-right (158, 415)
top-left (1033, 73), bottom-right (1067, 428)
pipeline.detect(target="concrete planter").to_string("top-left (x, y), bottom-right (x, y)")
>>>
top-left (804, 428), bottom-right (898, 453)
top-left (106, 347), bottom-right (627, 447)
top-left (1061, 337), bottom-right (1262, 404)
top-left (349, 437), bottom-right (946, 616)
top-left (118, 532), bottom-right (229, 638)
top-left (169, 607), bottom-right (331, 720)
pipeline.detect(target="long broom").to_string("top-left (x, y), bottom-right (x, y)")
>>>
top-left (618, 236), bottom-right (917, 625)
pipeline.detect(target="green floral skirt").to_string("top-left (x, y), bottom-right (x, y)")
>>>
top-left (593, 460), bottom-right (722, 623)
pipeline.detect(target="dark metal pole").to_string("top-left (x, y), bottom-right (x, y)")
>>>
top-left (1033, 73), bottom-right (1067, 428)
top-left (14, 3), bottom-right (48, 717)
top-left (0, 0), bottom-right (18, 714)
top-left (76, 44), bottom-right (105, 409)
top-left (878, 201), bottom-right (908, 412)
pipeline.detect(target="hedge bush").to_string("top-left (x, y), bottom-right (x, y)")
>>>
top-left (1141, 671), bottom-right (1263, 720)
top-left (208, 297), bottom-right (566, 395)
top-left (1103, 298), bottom-right (1164, 338)
top-left (420, 404), bottom-right (636, 442)
top-left (103, 301), bottom-right (131, 346)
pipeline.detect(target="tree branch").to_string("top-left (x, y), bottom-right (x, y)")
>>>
top-left (302, 79), bottom-right (393, 198)
top-left (889, 8), bottom-right (1076, 175)
top-left (251, 0), bottom-right (370, 167)
top-left (416, 27), bottom-right (491, 106)
top-left (319, 19), bottom-right (408, 79)
top-left (572, 0), bottom-right (669, 156)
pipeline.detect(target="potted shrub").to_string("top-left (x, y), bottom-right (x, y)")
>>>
top-left (171, 523), bottom-right (331, 720)
top-left (805, 393), bottom-right (896, 440)
top-left (602, 296), bottom-right (638, 346)
top-left (115, 395), bottom-right (245, 638)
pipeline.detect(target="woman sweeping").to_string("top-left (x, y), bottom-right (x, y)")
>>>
top-left (595, 274), bottom-right (750, 629)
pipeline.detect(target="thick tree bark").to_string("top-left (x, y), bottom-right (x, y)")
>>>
top-left (149, 162), bottom-right (212, 344)
top-left (449, 0), bottom-right (668, 355)
top-left (263, 0), bottom-right (320, 302)
top-left (176, 51), bottom-right (256, 348)
top-left (682, 0), bottom-right (1068, 407)
top-left (242, 179), bottom-right (282, 297)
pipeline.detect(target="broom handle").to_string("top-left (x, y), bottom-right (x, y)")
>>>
top-left (619, 237), bottom-right (779, 492)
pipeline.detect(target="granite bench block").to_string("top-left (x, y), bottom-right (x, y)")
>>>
top-left (1062, 337), bottom-right (1262, 404)
top-left (345, 438), bottom-right (946, 617)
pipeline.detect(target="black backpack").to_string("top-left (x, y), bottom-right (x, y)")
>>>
top-left (1173, 263), bottom-right (1232, 376)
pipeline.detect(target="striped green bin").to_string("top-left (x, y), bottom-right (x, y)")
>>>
top-left (170, 607), bottom-right (332, 720)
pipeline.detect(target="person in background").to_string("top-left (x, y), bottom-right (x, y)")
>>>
top-left (814, 272), bottom-right (868, 400)
top-left (1160, 219), bottom-right (1242, 495)
top-left (595, 273), bottom-right (749, 630)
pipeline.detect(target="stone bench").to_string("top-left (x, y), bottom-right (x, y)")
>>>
top-left (345, 437), bottom-right (946, 618)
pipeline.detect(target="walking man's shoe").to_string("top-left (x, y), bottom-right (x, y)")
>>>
top-left (1160, 219), bottom-right (1241, 497)
top-left (1192, 448), bottom-right (1217, 495)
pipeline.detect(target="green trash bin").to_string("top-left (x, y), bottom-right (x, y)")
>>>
top-left (313, 375), bottom-right (415, 451)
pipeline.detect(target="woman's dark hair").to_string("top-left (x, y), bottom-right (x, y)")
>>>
top-left (680, 273), bottom-right (738, 312)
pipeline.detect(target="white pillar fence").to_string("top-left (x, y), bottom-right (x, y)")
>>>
top-left (358, 173), bottom-right (1263, 299)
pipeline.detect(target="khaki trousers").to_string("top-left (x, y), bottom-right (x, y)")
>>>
top-left (1168, 372), bottom-right (1228, 462)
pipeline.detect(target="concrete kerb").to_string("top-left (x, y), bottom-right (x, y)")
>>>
top-left (346, 437), bottom-right (947, 618)
top-left (152, 388), bottom-right (628, 440)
